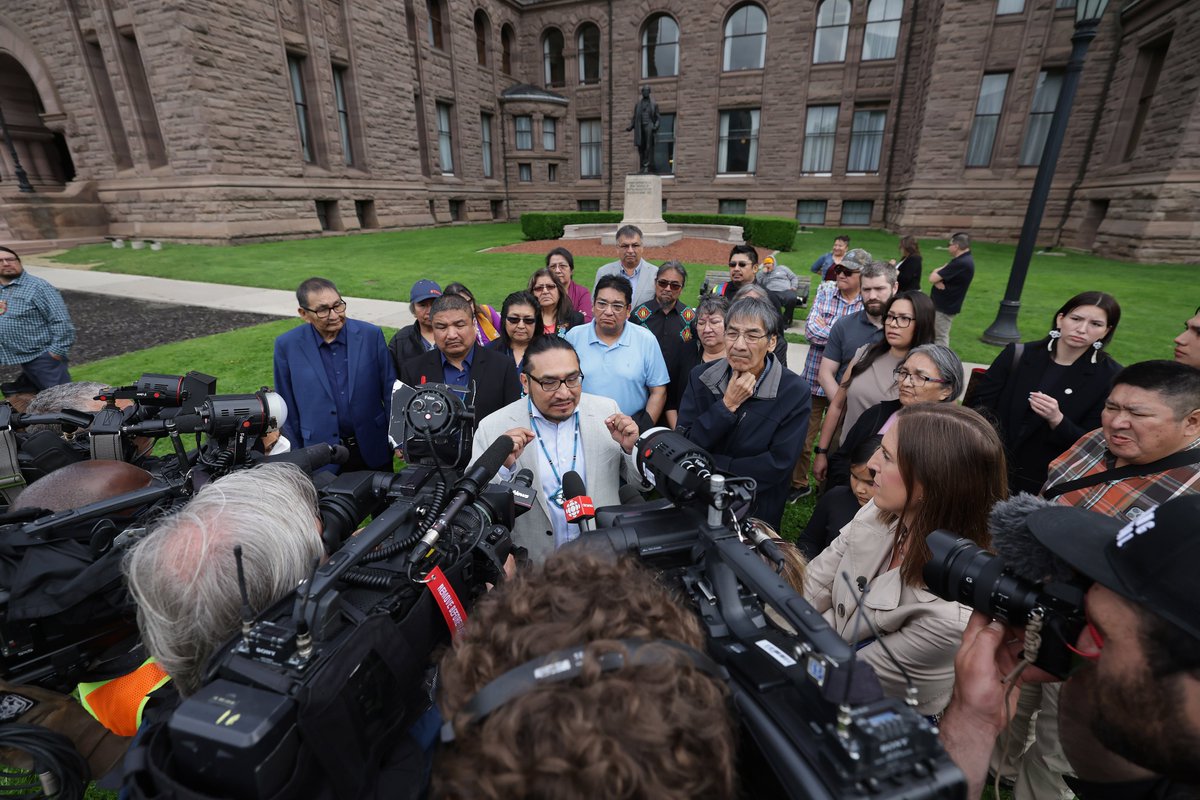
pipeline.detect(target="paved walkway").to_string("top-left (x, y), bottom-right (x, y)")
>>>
top-left (23, 260), bottom-right (989, 376)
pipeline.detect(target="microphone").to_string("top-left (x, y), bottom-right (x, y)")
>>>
top-left (561, 471), bottom-right (595, 532)
top-left (408, 434), bottom-right (514, 564)
top-left (618, 483), bottom-right (646, 505)
top-left (264, 443), bottom-right (350, 474)
top-left (988, 492), bottom-right (1077, 583)
top-left (747, 524), bottom-right (785, 570)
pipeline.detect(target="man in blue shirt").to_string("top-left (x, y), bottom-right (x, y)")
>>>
top-left (0, 246), bottom-right (75, 397)
top-left (566, 274), bottom-right (669, 430)
top-left (273, 277), bottom-right (396, 472)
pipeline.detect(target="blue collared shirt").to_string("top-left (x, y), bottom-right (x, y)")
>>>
top-left (311, 324), bottom-right (353, 438)
top-left (440, 346), bottom-right (475, 389)
top-left (0, 270), bottom-right (75, 365)
top-left (564, 321), bottom-right (669, 417)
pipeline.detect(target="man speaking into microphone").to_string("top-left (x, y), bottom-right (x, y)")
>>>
top-left (469, 337), bottom-right (647, 564)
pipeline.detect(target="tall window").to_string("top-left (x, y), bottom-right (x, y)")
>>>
top-left (287, 55), bottom-right (313, 163)
top-left (332, 66), bottom-right (354, 165)
top-left (502, 24), bottom-right (515, 73)
top-left (966, 73), bottom-right (1009, 166)
top-left (1020, 70), bottom-right (1063, 166)
top-left (717, 109), bottom-right (760, 174)
top-left (642, 14), bottom-right (679, 78)
top-left (543, 117), bottom-right (557, 151)
top-left (481, 112), bottom-right (494, 178)
top-left (654, 113), bottom-right (676, 174)
top-left (723, 4), bottom-right (767, 71)
top-left (543, 29), bottom-right (565, 87)
top-left (436, 102), bottom-right (454, 174)
top-left (579, 119), bottom-right (602, 178)
top-left (802, 105), bottom-right (838, 173)
top-left (514, 115), bottom-right (533, 150)
top-left (474, 10), bottom-right (490, 66)
top-left (427, 0), bottom-right (445, 49)
top-left (813, 0), bottom-right (850, 64)
top-left (847, 110), bottom-right (886, 172)
top-left (1124, 37), bottom-right (1170, 160)
top-left (578, 23), bottom-right (601, 84)
top-left (996, 0), bottom-right (1024, 14)
top-left (864, 0), bottom-right (903, 60)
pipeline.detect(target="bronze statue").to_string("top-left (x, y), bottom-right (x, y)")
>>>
top-left (627, 86), bottom-right (660, 174)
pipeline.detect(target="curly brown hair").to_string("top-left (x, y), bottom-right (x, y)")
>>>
top-left (435, 552), bottom-right (737, 799)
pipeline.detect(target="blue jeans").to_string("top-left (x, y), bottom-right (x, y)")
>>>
top-left (21, 351), bottom-right (71, 392)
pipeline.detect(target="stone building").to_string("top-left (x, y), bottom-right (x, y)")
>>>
top-left (0, 0), bottom-right (1194, 262)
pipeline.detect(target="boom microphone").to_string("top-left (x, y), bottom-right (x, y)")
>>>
top-left (988, 492), bottom-right (1077, 583)
top-left (561, 470), bottom-right (595, 532)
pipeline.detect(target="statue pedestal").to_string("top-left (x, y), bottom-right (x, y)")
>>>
top-left (601, 175), bottom-right (681, 246)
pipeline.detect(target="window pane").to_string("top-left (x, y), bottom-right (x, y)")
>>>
top-left (723, 4), bottom-right (767, 71)
top-left (543, 30), bottom-right (565, 86)
top-left (719, 199), bottom-right (747, 215)
top-left (802, 105), bottom-right (838, 173)
top-left (996, 0), bottom-right (1024, 13)
top-left (863, 19), bottom-right (900, 60)
top-left (288, 56), bottom-right (312, 163)
top-left (519, 163), bottom-right (531, 182)
top-left (966, 73), bottom-right (1008, 167)
top-left (437, 103), bottom-right (454, 173)
top-left (653, 112), bottom-right (675, 174)
top-left (515, 115), bottom-right (532, 150)
top-left (578, 25), bottom-right (600, 83)
top-left (813, 0), bottom-right (850, 63)
top-left (796, 200), bottom-right (828, 225)
top-left (580, 119), bottom-right (602, 178)
top-left (841, 200), bottom-right (873, 225)
top-left (333, 67), bottom-right (353, 165)
top-left (578, 199), bottom-right (600, 212)
top-left (1019, 71), bottom-right (1063, 165)
top-left (427, 0), bottom-right (443, 48)
top-left (847, 110), bottom-right (886, 172)
top-left (718, 108), bottom-right (759, 173)
top-left (543, 117), bottom-right (557, 151)
top-left (642, 15), bottom-right (679, 78)
top-left (481, 113), bottom-right (493, 177)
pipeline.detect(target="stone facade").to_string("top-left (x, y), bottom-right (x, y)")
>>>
top-left (0, 0), bottom-right (1195, 262)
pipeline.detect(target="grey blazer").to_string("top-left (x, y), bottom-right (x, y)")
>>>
top-left (471, 393), bottom-right (643, 564)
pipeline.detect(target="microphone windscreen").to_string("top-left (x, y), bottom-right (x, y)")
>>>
top-left (512, 468), bottom-right (534, 488)
top-left (329, 445), bottom-right (350, 465)
top-left (474, 434), bottom-right (515, 482)
top-left (561, 470), bottom-right (588, 501)
top-left (989, 493), bottom-right (1076, 583)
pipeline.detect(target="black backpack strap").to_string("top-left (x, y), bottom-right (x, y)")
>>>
top-left (1043, 447), bottom-right (1200, 500)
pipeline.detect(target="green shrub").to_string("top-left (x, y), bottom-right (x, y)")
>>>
top-left (520, 211), bottom-right (623, 240)
top-left (520, 211), bottom-right (798, 251)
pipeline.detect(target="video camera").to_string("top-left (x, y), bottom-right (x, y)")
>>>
top-left (578, 428), bottom-right (965, 800)
top-left (123, 384), bottom-right (525, 800)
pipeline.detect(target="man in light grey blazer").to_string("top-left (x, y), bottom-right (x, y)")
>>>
top-left (471, 336), bottom-right (645, 564)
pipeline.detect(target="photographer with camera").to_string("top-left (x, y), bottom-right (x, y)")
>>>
top-left (941, 494), bottom-right (1200, 800)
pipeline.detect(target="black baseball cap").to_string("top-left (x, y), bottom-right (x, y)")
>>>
top-left (1026, 495), bottom-right (1200, 642)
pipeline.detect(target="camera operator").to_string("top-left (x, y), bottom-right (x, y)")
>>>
top-left (124, 463), bottom-right (326, 698)
top-left (436, 550), bottom-right (737, 799)
top-left (941, 495), bottom-right (1200, 800)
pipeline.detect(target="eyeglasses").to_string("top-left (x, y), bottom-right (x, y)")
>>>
top-left (527, 372), bottom-right (584, 392)
top-left (834, 266), bottom-right (858, 277)
top-left (506, 315), bottom-right (537, 325)
top-left (303, 299), bottom-right (347, 317)
top-left (595, 299), bottom-right (627, 313)
top-left (0, 257), bottom-right (20, 264)
top-left (728, 260), bottom-right (753, 268)
top-left (893, 367), bottom-right (950, 387)
top-left (656, 279), bottom-right (683, 290)
top-left (532, 284), bottom-right (558, 294)
top-left (724, 328), bottom-right (769, 344)
top-left (884, 313), bottom-right (915, 328)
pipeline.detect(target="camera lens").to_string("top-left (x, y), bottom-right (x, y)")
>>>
top-left (924, 530), bottom-right (1044, 625)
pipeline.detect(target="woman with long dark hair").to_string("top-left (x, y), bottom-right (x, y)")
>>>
top-left (969, 291), bottom-right (1122, 495)
top-left (444, 281), bottom-right (503, 345)
top-left (803, 404), bottom-right (1008, 714)
top-left (485, 290), bottom-right (544, 373)
top-left (891, 235), bottom-right (923, 293)
top-left (528, 267), bottom-right (584, 336)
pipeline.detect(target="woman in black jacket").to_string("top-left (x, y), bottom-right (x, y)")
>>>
top-left (890, 235), bottom-right (923, 293)
top-left (968, 291), bottom-right (1123, 495)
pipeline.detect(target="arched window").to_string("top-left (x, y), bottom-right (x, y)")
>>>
top-left (474, 10), bottom-right (491, 66)
top-left (427, 0), bottom-right (445, 50)
top-left (641, 14), bottom-right (679, 78)
top-left (577, 23), bottom-right (601, 84)
top-left (501, 24), bottom-right (515, 74)
top-left (863, 0), bottom-right (903, 60)
top-left (813, 0), bottom-right (851, 64)
top-left (543, 28), bottom-right (565, 87)
top-left (723, 4), bottom-right (767, 71)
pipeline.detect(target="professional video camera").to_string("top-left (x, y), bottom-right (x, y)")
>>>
top-left (123, 383), bottom-right (527, 800)
top-left (578, 428), bottom-right (965, 800)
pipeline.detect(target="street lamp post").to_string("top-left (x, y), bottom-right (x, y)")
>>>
top-left (0, 101), bottom-right (35, 194)
top-left (981, 0), bottom-right (1110, 345)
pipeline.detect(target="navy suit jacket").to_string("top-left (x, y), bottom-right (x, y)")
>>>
top-left (273, 318), bottom-right (397, 469)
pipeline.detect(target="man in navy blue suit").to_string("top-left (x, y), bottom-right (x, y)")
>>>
top-left (273, 277), bottom-right (397, 472)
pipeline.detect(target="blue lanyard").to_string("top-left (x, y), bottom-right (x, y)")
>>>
top-left (528, 398), bottom-right (579, 504)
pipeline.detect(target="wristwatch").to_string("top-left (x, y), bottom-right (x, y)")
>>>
top-left (814, 446), bottom-right (829, 455)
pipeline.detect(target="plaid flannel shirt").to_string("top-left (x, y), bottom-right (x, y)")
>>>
top-left (801, 281), bottom-right (862, 397)
top-left (1043, 429), bottom-right (1200, 521)
top-left (0, 270), bottom-right (75, 365)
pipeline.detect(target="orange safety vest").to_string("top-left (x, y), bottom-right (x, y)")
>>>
top-left (78, 658), bottom-right (171, 736)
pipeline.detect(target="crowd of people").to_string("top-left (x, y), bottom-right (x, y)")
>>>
top-left (2, 231), bottom-right (1200, 799)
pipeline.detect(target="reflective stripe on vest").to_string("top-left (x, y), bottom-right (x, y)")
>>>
top-left (78, 659), bottom-right (171, 736)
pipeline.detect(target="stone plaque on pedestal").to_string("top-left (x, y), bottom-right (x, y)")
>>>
top-left (601, 175), bottom-right (681, 246)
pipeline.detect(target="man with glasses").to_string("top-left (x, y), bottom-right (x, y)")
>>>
top-left (791, 247), bottom-right (871, 502)
top-left (712, 244), bottom-right (764, 299)
top-left (470, 336), bottom-right (645, 564)
top-left (592, 224), bottom-right (656, 309)
top-left (929, 231), bottom-right (975, 347)
top-left (630, 261), bottom-right (699, 427)
top-left (566, 274), bottom-right (670, 431)
top-left (0, 246), bottom-right (75, 399)
top-left (400, 294), bottom-right (521, 459)
top-left (274, 277), bottom-right (396, 472)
